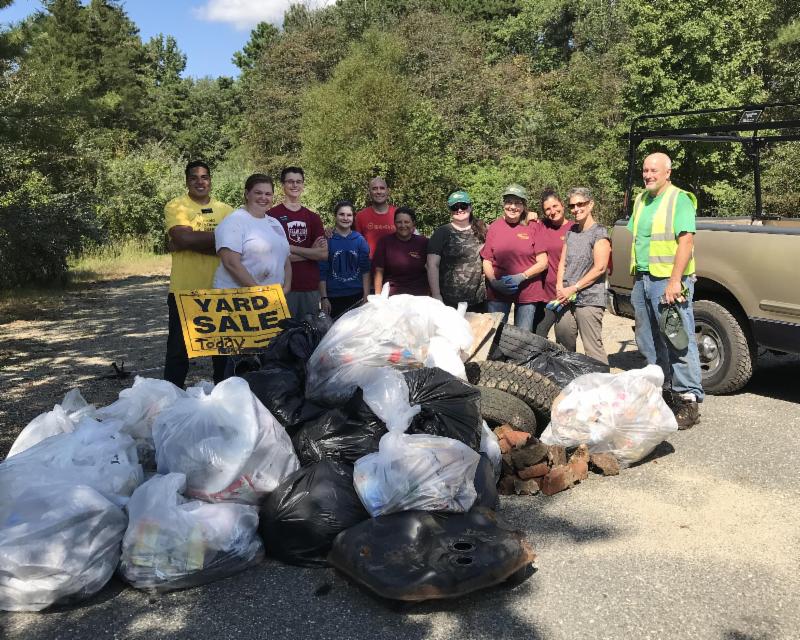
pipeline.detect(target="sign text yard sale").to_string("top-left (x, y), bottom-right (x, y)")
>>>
top-left (176, 286), bottom-right (290, 357)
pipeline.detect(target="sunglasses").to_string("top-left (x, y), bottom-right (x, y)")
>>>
top-left (449, 202), bottom-right (470, 212)
top-left (568, 201), bottom-right (591, 209)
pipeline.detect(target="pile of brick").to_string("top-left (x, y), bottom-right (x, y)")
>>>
top-left (493, 425), bottom-right (620, 497)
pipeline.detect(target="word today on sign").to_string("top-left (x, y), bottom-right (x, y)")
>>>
top-left (176, 285), bottom-right (290, 357)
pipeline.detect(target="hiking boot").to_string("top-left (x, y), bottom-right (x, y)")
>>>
top-left (673, 399), bottom-right (700, 430)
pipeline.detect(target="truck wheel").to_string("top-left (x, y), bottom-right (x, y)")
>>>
top-left (693, 299), bottom-right (753, 394)
top-left (477, 386), bottom-right (537, 435)
top-left (465, 361), bottom-right (560, 427)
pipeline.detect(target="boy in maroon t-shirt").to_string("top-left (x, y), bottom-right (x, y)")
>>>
top-left (268, 167), bottom-right (327, 318)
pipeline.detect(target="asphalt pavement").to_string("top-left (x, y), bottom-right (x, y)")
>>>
top-left (2, 323), bottom-right (799, 640)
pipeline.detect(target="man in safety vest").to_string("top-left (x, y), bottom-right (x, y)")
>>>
top-left (628, 152), bottom-right (703, 429)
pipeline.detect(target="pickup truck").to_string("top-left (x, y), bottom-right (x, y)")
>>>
top-left (606, 104), bottom-right (800, 394)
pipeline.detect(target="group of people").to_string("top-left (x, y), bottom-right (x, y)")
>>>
top-left (163, 151), bottom-right (703, 430)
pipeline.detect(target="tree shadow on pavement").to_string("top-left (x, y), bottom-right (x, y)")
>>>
top-left (0, 556), bottom-right (548, 640)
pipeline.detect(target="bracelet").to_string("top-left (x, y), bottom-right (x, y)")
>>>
top-left (321, 296), bottom-right (329, 300)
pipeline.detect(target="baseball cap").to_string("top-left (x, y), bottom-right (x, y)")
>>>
top-left (502, 183), bottom-right (528, 202)
top-left (447, 190), bottom-right (472, 207)
top-left (659, 304), bottom-right (689, 350)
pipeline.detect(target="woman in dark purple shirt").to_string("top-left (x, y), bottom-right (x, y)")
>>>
top-left (373, 207), bottom-right (429, 296)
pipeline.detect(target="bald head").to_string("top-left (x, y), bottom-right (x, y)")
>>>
top-left (642, 153), bottom-right (672, 196)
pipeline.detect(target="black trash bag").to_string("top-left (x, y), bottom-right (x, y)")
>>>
top-left (403, 368), bottom-right (482, 451)
top-left (259, 316), bottom-right (330, 374)
top-left (521, 347), bottom-right (609, 388)
top-left (473, 454), bottom-right (498, 510)
top-left (259, 460), bottom-right (369, 567)
top-left (292, 389), bottom-right (387, 466)
top-left (328, 507), bottom-right (536, 601)
top-left (242, 364), bottom-right (306, 428)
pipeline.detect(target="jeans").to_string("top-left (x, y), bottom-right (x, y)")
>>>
top-left (164, 293), bottom-right (227, 388)
top-left (487, 300), bottom-right (537, 331)
top-left (631, 273), bottom-right (704, 401)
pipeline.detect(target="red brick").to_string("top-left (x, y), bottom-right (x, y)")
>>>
top-left (504, 430), bottom-right (531, 449)
top-left (493, 424), bottom-right (515, 440)
top-left (570, 444), bottom-right (590, 463)
top-left (568, 458), bottom-right (588, 482)
top-left (513, 478), bottom-right (540, 496)
top-left (518, 463), bottom-right (550, 480)
top-left (510, 441), bottom-right (548, 470)
top-left (546, 445), bottom-right (567, 467)
top-left (589, 453), bottom-right (620, 476)
top-left (539, 465), bottom-right (576, 496)
top-left (497, 475), bottom-right (516, 495)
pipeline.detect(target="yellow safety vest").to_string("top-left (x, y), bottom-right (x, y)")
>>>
top-left (629, 184), bottom-right (697, 277)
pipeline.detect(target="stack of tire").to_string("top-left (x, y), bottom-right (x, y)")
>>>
top-left (467, 323), bottom-right (562, 437)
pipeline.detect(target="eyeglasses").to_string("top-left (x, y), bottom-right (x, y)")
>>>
top-left (568, 201), bottom-right (591, 209)
top-left (449, 203), bottom-right (470, 212)
top-left (283, 179), bottom-right (304, 186)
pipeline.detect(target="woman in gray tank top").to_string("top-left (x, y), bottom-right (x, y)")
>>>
top-left (553, 187), bottom-right (611, 364)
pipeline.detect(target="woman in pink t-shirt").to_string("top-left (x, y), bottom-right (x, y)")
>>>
top-left (480, 184), bottom-right (548, 330)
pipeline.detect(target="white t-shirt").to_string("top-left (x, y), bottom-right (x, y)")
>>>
top-left (213, 208), bottom-right (290, 289)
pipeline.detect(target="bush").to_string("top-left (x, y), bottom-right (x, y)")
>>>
top-left (0, 193), bottom-right (100, 289)
top-left (93, 144), bottom-right (184, 249)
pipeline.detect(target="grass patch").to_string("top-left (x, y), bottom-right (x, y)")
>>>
top-left (69, 238), bottom-right (170, 282)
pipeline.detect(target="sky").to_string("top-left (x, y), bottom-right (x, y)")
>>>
top-left (0, 0), bottom-right (326, 78)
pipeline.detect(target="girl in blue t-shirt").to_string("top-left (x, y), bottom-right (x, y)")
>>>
top-left (319, 200), bottom-right (371, 319)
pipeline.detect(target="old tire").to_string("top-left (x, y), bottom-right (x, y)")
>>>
top-left (491, 322), bottom-right (564, 362)
top-left (465, 361), bottom-right (560, 428)
top-left (478, 386), bottom-right (537, 434)
top-left (693, 299), bottom-right (754, 394)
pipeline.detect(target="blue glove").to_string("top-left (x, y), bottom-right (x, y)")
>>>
top-left (503, 273), bottom-right (527, 288)
top-left (490, 279), bottom-right (517, 296)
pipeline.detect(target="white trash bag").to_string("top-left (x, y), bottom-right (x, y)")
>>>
top-left (153, 377), bottom-right (299, 504)
top-left (540, 365), bottom-right (678, 466)
top-left (119, 473), bottom-right (264, 592)
top-left (0, 417), bottom-right (144, 507)
top-left (306, 288), bottom-right (473, 403)
top-left (0, 483), bottom-right (127, 612)
top-left (97, 376), bottom-right (185, 441)
top-left (7, 389), bottom-right (96, 457)
top-left (479, 420), bottom-right (502, 480)
top-left (353, 367), bottom-right (480, 517)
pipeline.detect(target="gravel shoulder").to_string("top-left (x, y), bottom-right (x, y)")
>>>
top-left (1, 274), bottom-right (799, 640)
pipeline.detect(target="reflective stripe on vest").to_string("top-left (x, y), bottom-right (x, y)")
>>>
top-left (629, 184), bottom-right (696, 277)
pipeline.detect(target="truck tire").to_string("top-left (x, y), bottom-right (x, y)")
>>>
top-left (477, 386), bottom-right (537, 434)
top-left (465, 361), bottom-right (560, 428)
top-left (693, 299), bottom-right (754, 394)
top-left (492, 322), bottom-right (564, 362)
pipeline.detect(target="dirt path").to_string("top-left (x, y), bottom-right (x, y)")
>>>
top-left (0, 272), bottom-right (213, 456)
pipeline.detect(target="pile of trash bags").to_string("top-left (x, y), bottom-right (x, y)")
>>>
top-left (0, 291), bottom-right (529, 610)
top-left (1, 288), bottom-right (681, 610)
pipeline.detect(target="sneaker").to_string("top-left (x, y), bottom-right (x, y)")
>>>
top-left (673, 399), bottom-right (700, 430)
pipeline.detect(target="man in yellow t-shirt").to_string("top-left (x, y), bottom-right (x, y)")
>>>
top-left (163, 160), bottom-right (233, 387)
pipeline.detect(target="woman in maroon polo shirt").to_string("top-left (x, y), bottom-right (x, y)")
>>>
top-left (373, 207), bottom-right (429, 296)
top-left (480, 184), bottom-right (548, 330)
